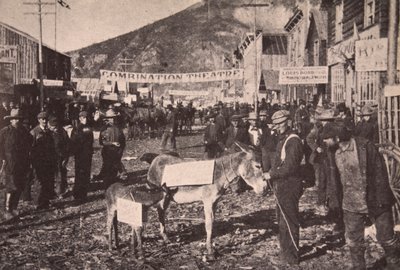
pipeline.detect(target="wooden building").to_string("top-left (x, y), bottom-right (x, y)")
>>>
top-left (326, 0), bottom-right (400, 146)
top-left (305, 8), bottom-right (328, 104)
top-left (260, 33), bottom-right (288, 103)
top-left (0, 22), bottom-right (71, 101)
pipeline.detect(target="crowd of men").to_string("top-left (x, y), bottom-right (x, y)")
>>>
top-left (0, 96), bottom-right (399, 269)
top-left (0, 99), bottom-right (126, 221)
top-left (202, 98), bottom-right (398, 269)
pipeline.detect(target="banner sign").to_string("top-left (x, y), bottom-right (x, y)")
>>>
top-left (168, 90), bottom-right (209, 96)
top-left (100, 69), bottom-right (244, 84)
top-left (384, 85), bottom-right (400, 97)
top-left (279, 66), bottom-right (328, 85)
top-left (162, 160), bottom-right (215, 187)
top-left (43, 79), bottom-right (64, 87)
top-left (0, 45), bottom-right (18, 63)
top-left (327, 25), bottom-right (380, 66)
top-left (355, 38), bottom-right (400, 71)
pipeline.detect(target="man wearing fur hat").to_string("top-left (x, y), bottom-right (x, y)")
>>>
top-left (322, 123), bottom-right (400, 269)
top-left (0, 109), bottom-right (32, 220)
top-left (263, 110), bottom-right (304, 265)
top-left (30, 111), bottom-right (57, 210)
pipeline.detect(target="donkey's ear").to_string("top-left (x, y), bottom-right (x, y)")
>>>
top-left (234, 141), bottom-right (253, 154)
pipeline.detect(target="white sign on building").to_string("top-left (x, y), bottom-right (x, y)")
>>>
top-left (279, 66), bottom-right (328, 85)
top-left (0, 45), bottom-right (18, 63)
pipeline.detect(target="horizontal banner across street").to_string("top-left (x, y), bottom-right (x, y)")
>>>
top-left (168, 90), bottom-right (209, 96)
top-left (100, 69), bottom-right (244, 84)
top-left (279, 66), bottom-right (328, 85)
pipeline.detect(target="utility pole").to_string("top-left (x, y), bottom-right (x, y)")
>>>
top-left (387, 0), bottom-right (399, 85)
top-left (24, 0), bottom-right (55, 110)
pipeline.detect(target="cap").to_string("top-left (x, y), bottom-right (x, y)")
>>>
top-left (315, 109), bottom-right (336, 121)
top-left (259, 110), bottom-right (267, 117)
top-left (271, 110), bottom-right (290, 124)
top-left (37, 111), bottom-right (49, 119)
top-left (357, 104), bottom-right (375, 116)
top-left (230, 114), bottom-right (243, 121)
top-left (79, 111), bottom-right (88, 118)
top-left (48, 117), bottom-right (59, 126)
top-left (246, 112), bottom-right (257, 120)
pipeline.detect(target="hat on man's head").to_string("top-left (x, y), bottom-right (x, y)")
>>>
top-left (299, 99), bottom-right (306, 106)
top-left (4, 108), bottom-right (24, 120)
top-left (230, 114), bottom-right (243, 121)
top-left (320, 122), bottom-right (339, 139)
top-left (48, 117), bottom-right (59, 127)
top-left (315, 109), bottom-right (336, 121)
top-left (79, 111), bottom-right (88, 118)
top-left (357, 104), bottom-right (375, 116)
top-left (166, 104), bottom-right (173, 110)
top-left (259, 110), bottom-right (267, 117)
top-left (104, 109), bottom-right (118, 118)
top-left (206, 113), bottom-right (216, 119)
top-left (271, 110), bottom-right (290, 124)
top-left (246, 112), bottom-right (257, 120)
top-left (337, 102), bottom-right (346, 113)
top-left (37, 111), bottom-right (49, 119)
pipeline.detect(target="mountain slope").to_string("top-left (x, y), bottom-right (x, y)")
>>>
top-left (69, 0), bottom-right (319, 93)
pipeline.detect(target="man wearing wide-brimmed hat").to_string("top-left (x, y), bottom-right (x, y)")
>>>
top-left (263, 109), bottom-right (304, 266)
top-left (30, 111), bottom-right (57, 210)
top-left (0, 109), bottom-right (33, 220)
top-left (354, 104), bottom-right (379, 144)
top-left (98, 108), bottom-right (126, 189)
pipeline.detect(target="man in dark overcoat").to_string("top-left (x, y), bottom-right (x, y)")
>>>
top-left (30, 111), bottom-right (57, 210)
top-left (160, 104), bottom-right (178, 151)
top-left (48, 117), bottom-right (70, 197)
top-left (322, 123), bottom-right (400, 269)
top-left (354, 104), bottom-right (379, 144)
top-left (99, 109), bottom-right (126, 189)
top-left (263, 110), bottom-right (304, 266)
top-left (204, 114), bottom-right (224, 159)
top-left (0, 109), bottom-right (32, 220)
top-left (70, 111), bottom-right (94, 203)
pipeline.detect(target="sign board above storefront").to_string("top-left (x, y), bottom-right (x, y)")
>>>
top-left (327, 25), bottom-right (380, 66)
top-left (0, 45), bottom-right (18, 63)
top-left (100, 69), bottom-right (244, 84)
top-left (355, 38), bottom-right (400, 71)
top-left (384, 85), bottom-right (400, 97)
top-left (279, 66), bottom-right (328, 85)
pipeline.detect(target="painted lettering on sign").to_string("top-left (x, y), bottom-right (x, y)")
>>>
top-left (279, 66), bottom-right (328, 85)
top-left (100, 69), bottom-right (244, 84)
top-left (0, 45), bottom-right (18, 63)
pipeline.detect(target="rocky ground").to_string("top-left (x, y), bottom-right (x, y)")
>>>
top-left (0, 127), bottom-right (393, 270)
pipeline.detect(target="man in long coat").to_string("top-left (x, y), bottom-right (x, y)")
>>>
top-left (70, 111), bottom-right (94, 203)
top-left (0, 109), bottom-right (32, 220)
top-left (30, 112), bottom-right (57, 210)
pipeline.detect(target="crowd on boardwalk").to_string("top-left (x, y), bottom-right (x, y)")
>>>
top-left (0, 96), bottom-right (399, 269)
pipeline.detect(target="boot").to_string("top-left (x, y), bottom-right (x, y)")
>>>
top-left (349, 246), bottom-right (366, 270)
top-left (383, 239), bottom-right (400, 270)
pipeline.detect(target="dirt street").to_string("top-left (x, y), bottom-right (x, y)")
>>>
top-left (0, 131), bottom-right (389, 269)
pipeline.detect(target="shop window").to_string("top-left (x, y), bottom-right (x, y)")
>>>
top-left (364, 0), bottom-right (375, 27)
top-left (335, 1), bottom-right (343, 42)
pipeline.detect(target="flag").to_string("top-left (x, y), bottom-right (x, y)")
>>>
top-left (57, 0), bottom-right (70, 9)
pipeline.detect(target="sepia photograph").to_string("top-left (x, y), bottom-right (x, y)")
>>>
top-left (0, 0), bottom-right (400, 269)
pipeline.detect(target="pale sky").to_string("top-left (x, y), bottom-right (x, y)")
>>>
top-left (0, 0), bottom-right (200, 52)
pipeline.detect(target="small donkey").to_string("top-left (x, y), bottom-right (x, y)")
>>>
top-left (105, 182), bottom-right (172, 258)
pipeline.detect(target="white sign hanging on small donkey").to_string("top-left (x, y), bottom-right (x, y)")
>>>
top-left (116, 198), bottom-right (144, 226)
top-left (162, 160), bottom-right (215, 187)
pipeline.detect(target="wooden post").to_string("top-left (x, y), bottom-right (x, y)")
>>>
top-left (387, 0), bottom-right (399, 85)
top-left (38, 0), bottom-right (44, 110)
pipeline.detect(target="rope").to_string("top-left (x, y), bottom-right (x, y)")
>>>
top-left (267, 178), bottom-right (300, 252)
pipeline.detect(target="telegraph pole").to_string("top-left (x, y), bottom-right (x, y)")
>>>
top-left (387, 0), bottom-right (399, 85)
top-left (24, 0), bottom-right (55, 109)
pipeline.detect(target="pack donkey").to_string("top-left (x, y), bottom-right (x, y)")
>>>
top-left (145, 143), bottom-right (268, 259)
